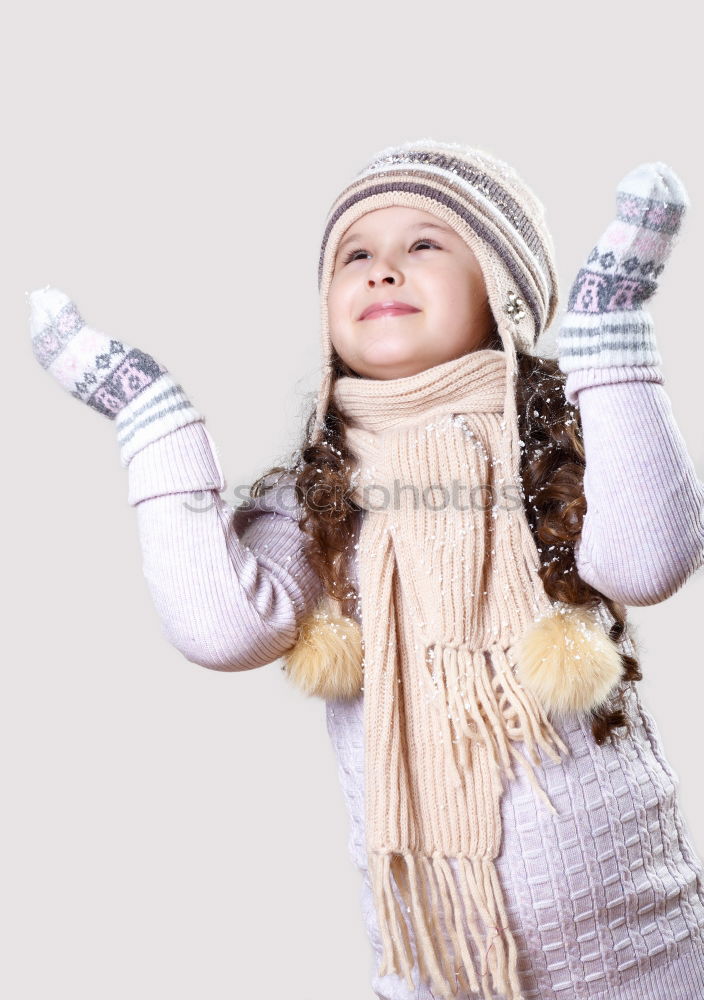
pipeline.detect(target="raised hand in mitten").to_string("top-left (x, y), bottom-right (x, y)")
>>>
top-left (28, 286), bottom-right (204, 466)
top-left (557, 162), bottom-right (689, 374)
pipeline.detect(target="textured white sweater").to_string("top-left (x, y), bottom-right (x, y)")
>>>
top-left (126, 366), bottom-right (704, 999)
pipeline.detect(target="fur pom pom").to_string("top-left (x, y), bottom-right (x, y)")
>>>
top-left (514, 604), bottom-right (623, 717)
top-left (281, 593), bottom-right (364, 700)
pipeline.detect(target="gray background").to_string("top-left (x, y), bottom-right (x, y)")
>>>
top-left (2, 2), bottom-right (703, 997)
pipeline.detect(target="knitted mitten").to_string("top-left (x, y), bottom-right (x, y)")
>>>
top-left (28, 286), bottom-right (203, 466)
top-left (557, 162), bottom-right (689, 374)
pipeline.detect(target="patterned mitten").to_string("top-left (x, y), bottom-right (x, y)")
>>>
top-left (557, 162), bottom-right (689, 374)
top-left (28, 286), bottom-right (204, 467)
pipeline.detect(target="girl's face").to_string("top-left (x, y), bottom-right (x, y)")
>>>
top-left (328, 205), bottom-right (494, 380)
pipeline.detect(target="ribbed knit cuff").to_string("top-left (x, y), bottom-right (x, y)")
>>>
top-left (127, 421), bottom-right (226, 506)
top-left (557, 310), bottom-right (662, 376)
top-left (564, 363), bottom-right (664, 406)
top-left (116, 372), bottom-right (204, 467)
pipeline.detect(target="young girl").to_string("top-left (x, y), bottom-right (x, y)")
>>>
top-left (28, 139), bottom-right (704, 1000)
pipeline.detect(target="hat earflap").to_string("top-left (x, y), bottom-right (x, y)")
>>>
top-left (281, 592), bottom-right (364, 700)
top-left (513, 604), bottom-right (624, 717)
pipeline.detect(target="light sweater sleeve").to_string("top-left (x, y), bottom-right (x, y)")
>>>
top-left (126, 421), bottom-right (323, 671)
top-left (565, 365), bottom-right (704, 607)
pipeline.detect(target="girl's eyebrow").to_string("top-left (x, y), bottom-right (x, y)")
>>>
top-left (336, 221), bottom-right (455, 258)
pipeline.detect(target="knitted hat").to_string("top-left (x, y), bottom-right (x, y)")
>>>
top-left (312, 137), bottom-right (561, 446)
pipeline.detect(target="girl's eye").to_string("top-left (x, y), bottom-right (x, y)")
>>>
top-left (341, 237), bottom-right (441, 266)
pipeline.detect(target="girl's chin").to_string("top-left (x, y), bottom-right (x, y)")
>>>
top-left (356, 337), bottom-right (423, 367)
top-left (351, 352), bottom-right (438, 381)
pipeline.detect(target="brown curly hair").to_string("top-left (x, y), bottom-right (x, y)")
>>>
top-left (250, 320), bottom-right (642, 747)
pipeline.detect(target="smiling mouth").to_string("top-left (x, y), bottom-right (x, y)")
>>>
top-left (361, 306), bottom-right (420, 320)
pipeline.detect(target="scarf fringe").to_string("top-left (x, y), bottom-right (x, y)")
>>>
top-left (366, 638), bottom-right (574, 998)
top-left (420, 640), bottom-right (570, 802)
top-left (370, 848), bottom-right (528, 1000)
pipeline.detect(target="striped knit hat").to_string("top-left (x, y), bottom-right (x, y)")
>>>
top-left (312, 137), bottom-right (561, 446)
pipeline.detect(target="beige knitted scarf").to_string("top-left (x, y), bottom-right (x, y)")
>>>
top-left (333, 346), bottom-right (571, 1000)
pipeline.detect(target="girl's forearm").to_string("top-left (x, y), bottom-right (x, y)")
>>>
top-left (567, 366), bottom-right (704, 606)
top-left (128, 421), bottom-right (322, 671)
